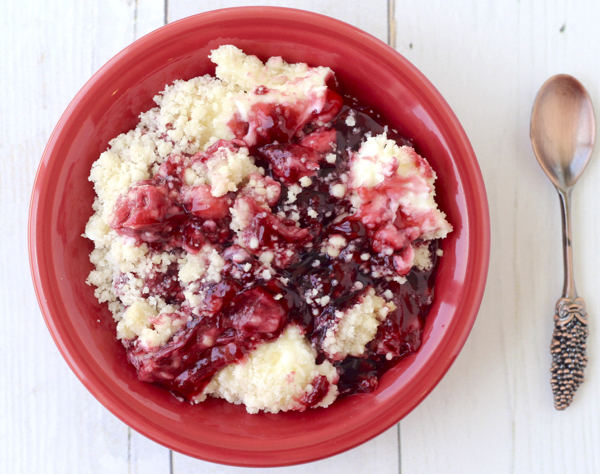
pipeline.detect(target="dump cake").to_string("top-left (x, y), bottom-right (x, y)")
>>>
top-left (85, 45), bottom-right (451, 414)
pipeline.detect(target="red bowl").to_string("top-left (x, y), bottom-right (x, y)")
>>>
top-left (29, 7), bottom-right (489, 467)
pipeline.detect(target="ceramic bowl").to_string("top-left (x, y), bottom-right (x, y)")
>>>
top-left (29, 7), bottom-right (490, 467)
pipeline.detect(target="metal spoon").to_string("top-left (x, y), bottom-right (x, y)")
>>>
top-left (530, 74), bottom-right (595, 410)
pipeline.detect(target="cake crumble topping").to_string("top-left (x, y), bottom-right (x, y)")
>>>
top-left (85, 45), bottom-right (451, 414)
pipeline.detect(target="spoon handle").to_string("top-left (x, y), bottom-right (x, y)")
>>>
top-left (550, 297), bottom-right (588, 409)
top-left (550, 189), bottom-right (588, 409)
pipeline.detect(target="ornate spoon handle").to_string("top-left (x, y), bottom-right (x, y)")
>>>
top-left (550, 298), bottom-right (589, 410)
top-left (549, 189), bottom-right (588, 409)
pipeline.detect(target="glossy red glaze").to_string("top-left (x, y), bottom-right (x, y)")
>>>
top-left (28, 7), bottom-right (490, 468)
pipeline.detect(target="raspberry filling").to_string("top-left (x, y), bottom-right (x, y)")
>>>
top-left (110, 93), bottom-right (441, 406)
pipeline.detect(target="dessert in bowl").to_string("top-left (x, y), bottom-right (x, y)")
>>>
top-left (29, 7), bottom-right (490, 467)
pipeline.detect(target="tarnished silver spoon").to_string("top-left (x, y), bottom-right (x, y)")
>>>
top-left (530, 74), bottom-right (596, 409)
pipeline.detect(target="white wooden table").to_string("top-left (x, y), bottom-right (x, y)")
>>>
top-left (5, 1), bottom-right (600, 472)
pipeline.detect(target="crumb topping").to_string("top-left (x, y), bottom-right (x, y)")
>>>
top-left (84, 45), bottom-right (451, 414)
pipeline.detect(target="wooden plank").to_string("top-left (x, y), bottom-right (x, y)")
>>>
top-left (394, 1), bottom-right (519, 473)
top-left (396, 0), bottom-right (600, 473)
top-left (128, 1), bottom-right (176, 471)
top-left (167, 0), bottom-right (389, 44)
top-left (0, 0), bottom-right (169, 472)
top-left (136, 0), bottom-right (168, 39)
top-left (513, 2), bottom-right (600, 473)
top-left (128, 426), bottom-right (173, 474)
top-left (1, 0), bottom-right (128, 470)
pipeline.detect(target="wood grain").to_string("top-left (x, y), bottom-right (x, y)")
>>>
top-left (171, 425), bottom-right (398, 473)
top-left (8, 0), bottom-right (600, 472)
top-left (2, 0), bottom-right (129, 473)
top-left (168, 0), bottom-right (389, 44)
top-left (396, 1), bottom-right (600, 473)
top-left (0, 0), bottom-right (171, 472)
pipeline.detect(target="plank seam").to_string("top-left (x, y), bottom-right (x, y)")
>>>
top-left (397, 422), bottom-right (402, 474)
top-left (388, 0), bottom-right (396, 49)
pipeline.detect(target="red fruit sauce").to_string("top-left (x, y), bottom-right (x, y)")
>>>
top-left (110, 89), bottom-right (441, 406)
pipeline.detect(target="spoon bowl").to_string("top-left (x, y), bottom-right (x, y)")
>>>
top-left (531, 74), bottom-right (595, 190)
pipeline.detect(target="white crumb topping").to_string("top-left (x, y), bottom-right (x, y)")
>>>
top-left (177, 245), bottom-right (223, 285)
top-left (210, 45), bottom-right (333, 146)
top-left (325, 235), bottom-right (348, 258)
top-left (178, 252), bottom-right (206, 285)
top-left (187, 145), bottom-right (259, 197)
top-left (116, 301), bottom-right (184, 349)
top-left (85, 227), bottom-right (180, 317)
top-left (348, 132), bottom-right (452, 240)
top-left (262, 269), bottom-right (272, 280)
top-left (285, 184), bottom-right (302, 204)
top-left (318, 295), bottom-right (331, 306)
top-left (299, 176), bottom-right (312, 187)
top-left (413, 243), bottom-right (433, 271)
top-left (350, 133), bottom-right (422, 188)
top-left (229, 198), bottom-right (251, 234)
top-left (247, 174), bottom-right (281, 204)
top-left (325, 153), bottom-right (337, 164)
top-left (259, 251), bottom-right (275, 265)
top-left (108, 237), bottom-right (151, 274)
top-left (85, 47), bottom-right (278, 326)
top-left (211, 45), bottom-right (331, 93)
top-left (199, 325), bottom-right (339, 413)
top-left (383, 289), bottom-right (394, 300)
top-left (206, 249), bottom-right (225, 282)
top-left (88, 132), bottom-right (165, 226)
top-left (322, 287), bottom-right (396, 360)
top-left (85, 44), bottom-right (450, 416)
top-left (149, 75), bottom-right (238, 155)
top-left (330, 183), bottom-right (346, 198)
top-left (182, 281), bottom-right (203, 312)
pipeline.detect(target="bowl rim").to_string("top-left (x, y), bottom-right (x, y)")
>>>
top-left (29, 6), bottom-right (490, 467)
